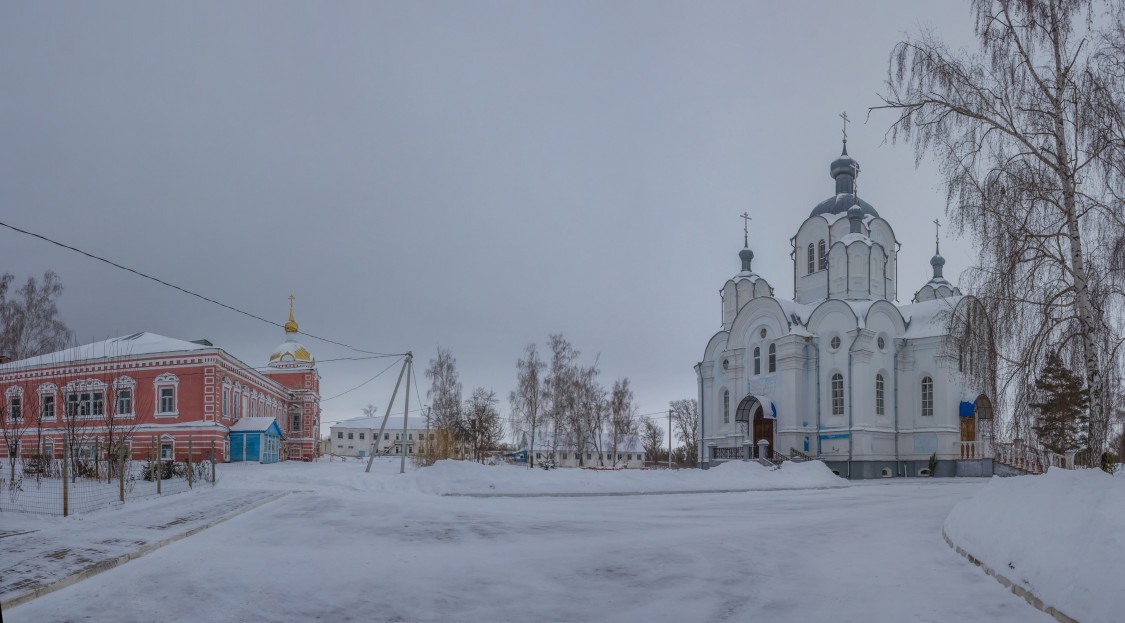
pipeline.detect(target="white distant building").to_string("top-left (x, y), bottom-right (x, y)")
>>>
top-left (696, 142), bottom-right (996, 479)
top-left (517, 431), bottom-right (646, 468)
top-left (328, 416), bottom-right (434, 458)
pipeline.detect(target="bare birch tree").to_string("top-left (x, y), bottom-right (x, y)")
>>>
top-left (670, 399), bottom-right (700, 466)
top-left (425, 347), bottom-right (463, 455)
top-left (0, 271), bottom-right (72, 360)
top-left (874, 0), bottom-right (1125, 452)
top-left (543, 334), bottom-right (578, 459)
top-left (640, 419), bottom-right (664, 466)
top-left (509, 343), bottom-right (546, 468)
top-left (607, 378), bottom-right (639, 466)
top-left (463, 387), bottom-right (503, 463)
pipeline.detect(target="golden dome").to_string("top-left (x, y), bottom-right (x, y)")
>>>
top-left (268, 294), bottom-right (314, 368)
top-left (284, 294), bottom-right (299, 334)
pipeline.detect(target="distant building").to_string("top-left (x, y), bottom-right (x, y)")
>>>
top-left (516, 431), bottom-right (646, 468)
top-left (0, 298), bottom-right (322, 463)
top-left (328, 416), bottom-right (434, 458)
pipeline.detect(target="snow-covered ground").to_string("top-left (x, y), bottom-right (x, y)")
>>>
top-left (945, 468), bottom-right (1125, 623)
top-left (4, 459), bottom-right (1051, 623)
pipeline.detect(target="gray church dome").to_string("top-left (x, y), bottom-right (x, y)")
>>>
top-left (810, 143), bottom-right (880, 219)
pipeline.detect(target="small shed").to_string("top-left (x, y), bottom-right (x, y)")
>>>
top-left (229, 417), bottom-right (283, 463)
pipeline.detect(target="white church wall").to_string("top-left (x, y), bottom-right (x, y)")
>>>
top-left (828, 246), bottom-right (847, 297)
top-left (847, 243), bottom-right (869, 298)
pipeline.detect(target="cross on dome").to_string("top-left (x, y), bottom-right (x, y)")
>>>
top-left (284, 294), bottom-right (299, 334)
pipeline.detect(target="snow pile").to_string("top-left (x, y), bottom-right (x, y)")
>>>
top-left (944, 469), bottom-right (1125, 623)
top-left (412, 458), bottom-right (847, 496)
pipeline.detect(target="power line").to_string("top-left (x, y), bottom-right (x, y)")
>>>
top-left (321, 356), bottom-right (404, 402)
top-left (0, 219), bottom-right (400, 357)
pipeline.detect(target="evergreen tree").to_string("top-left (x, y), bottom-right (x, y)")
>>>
top-left (1030, 352), bottom-right (1090, 455)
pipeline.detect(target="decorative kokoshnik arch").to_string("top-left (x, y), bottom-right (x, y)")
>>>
top-left (734, 394), bottom-right (776, 422)
top-left (734, 394), bottom-right (777, 458)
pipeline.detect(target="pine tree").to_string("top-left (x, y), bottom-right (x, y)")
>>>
top-left (1030, 352), bottom-right (1090, 455)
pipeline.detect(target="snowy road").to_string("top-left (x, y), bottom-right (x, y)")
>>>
top-left (5, 468), bottom-right (1048, 623)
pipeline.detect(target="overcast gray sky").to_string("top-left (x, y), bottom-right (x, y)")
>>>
top-left (0, 1), bottom-right (979, 433)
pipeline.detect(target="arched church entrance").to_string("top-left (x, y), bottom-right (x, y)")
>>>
top-left (974, 394), bottom-right (994, 440)
top-left (959, 394), bottom-right (993, 459)
top-left (735, 395), bottom-right (774, 459)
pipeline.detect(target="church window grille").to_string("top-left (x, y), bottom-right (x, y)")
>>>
top-left (875, 374), bottom-right (885, 415)
top-left (753, 347), bottom-right (761, 375)
top-left (831, 373), bottom-right (844, 416)
top-left (830, 336), bottom-right (841, 350)
top-left (723, 390), bottom-right (730, 424)
top-left (818, 240), bottom-right (828, 270)
top-left (768, 344), bottom-right (776, 373)
top-left (807, 244), bottom-right (815, 274)
top-left (921, 377), bottom-right (934, 417)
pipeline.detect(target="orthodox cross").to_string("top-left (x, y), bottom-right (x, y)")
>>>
top-left (933, 218), bottom-right (941, 254)
top-left (839, 111), bottom-right (850, 144)
top-left (288, 293), bottom-right (296, 317)
top-left (740, 211), bottom-right (751, 248)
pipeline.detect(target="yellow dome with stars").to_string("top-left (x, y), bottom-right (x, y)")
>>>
top-left (268, 295), bottom-right (315, 368)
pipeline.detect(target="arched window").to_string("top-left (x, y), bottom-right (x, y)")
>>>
top-left (818, 239), bottom-right (828, 270)
top-left (723, 389), bottom-right (730, 424)
top-left (921, 376), bottom-right (934, 417)
top-left (831, 373), bottom-right (844, 416)
top-left (807, 244), bottom-right (815, 274)
top-left (753, 347), bottom-right (761, 375)
top-left (768, 344), bottom-right (776, 373)
top-left (875, 374), bottom-right (885, 415)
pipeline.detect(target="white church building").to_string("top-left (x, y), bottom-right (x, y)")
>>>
top-left (696, 142), bottom-right (995, 479)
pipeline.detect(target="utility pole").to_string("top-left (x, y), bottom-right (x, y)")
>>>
top-left (399, 353), bottom-right (413, 475)
top-left (668, 409), bottom-right (673, 469)
top-left (365, 354), bottom-right (411, 473)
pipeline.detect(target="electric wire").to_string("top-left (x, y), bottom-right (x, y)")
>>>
top-left (0, 219), bottom-right (400, 357)
top-left (321, 356), bottom-right (404, 402)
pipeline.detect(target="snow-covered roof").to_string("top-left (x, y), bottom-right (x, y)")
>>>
top-left (837, 232), bottom-right (875, 247)
top-left (329, 416), bottom-right (426, 431)
top-left (900, 297), bottom-right (963, 338)
top-left (0, 332), bottom-right (210, 371)
top-left (519, 431), bottom-right (643, 453)
top-left (230, 417), bottom-right (281, 432)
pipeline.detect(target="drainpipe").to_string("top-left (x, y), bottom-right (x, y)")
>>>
top-left (894, 339), bottom-right (902, 477)
top-left (812, 338), bottom-right (822, 456)
top-left (790, 237), bottom-right (797, 300)
top-left (847, 330), bottom-right (862, 479)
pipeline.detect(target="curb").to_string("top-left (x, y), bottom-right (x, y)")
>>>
top-left (941, 528), bottom-right (1078, 623)
top-left (2, 490), bottom-right (290, 610)
top-left (443, 485), bottom-right (847, 498)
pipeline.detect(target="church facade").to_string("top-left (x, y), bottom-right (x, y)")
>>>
top-left (696, 144), bottom-right (995, 478)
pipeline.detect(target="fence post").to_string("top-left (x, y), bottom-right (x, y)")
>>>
top-left (62, 434), bottom-right (69, 518)
top-left (187, 436), bottom-right (194, 489)
top-left (211, 439), bottom-right (216, 486)
top-left (153, 435), bottom-right (161, 495)
top-left (118, 443), bottom-right (127, 503)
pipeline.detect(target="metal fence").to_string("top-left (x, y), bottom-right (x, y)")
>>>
top-left (0, 445), bottom-right (217, 517)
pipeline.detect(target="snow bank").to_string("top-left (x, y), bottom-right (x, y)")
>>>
top-left (413, 458), bottom-right (847, 496)
top-left (944, 469), bottom-right (1125, 623)
top-left (222, 458), bottom-right (848, 496)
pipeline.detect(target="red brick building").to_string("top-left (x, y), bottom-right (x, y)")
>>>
top-left (0, 300), bottom-right (321, 463)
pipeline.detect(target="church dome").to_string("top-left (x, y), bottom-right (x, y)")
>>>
top-left (810, 143), bottom-right (880, 219)
top-left (268, 296), bottom-right (315, 368)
